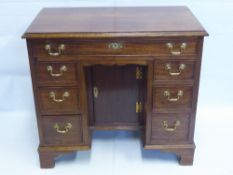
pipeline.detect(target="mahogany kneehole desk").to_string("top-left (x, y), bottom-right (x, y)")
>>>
top-left (22, 6), bottom-right (208, 168)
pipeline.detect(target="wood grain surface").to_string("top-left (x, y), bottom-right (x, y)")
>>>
top-left (23, 7), bottom-right (208, 38)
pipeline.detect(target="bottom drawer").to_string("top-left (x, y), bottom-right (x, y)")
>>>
top-left (150, 113), bottom-right (191, 144)
top-left (41, 115), bottom-right (83, 146)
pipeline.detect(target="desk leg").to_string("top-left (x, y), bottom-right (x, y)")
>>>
top-left (38, 145), bottom-right (90, 168)
top-left (144, 144), bottom-right (195, 165)
top-left (39, 150), bottom-right (56, 168)
top-left (178, 148), bottom-right (195, 165)
top-left (165, 146), bottom-right (195, 165)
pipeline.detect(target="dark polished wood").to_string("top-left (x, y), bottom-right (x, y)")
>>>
top-left (153, 86), bottom-right (193, 109)
top-left (150, 113), bottom-right (191, 144)
top-left (154, 60), bottom-right (196, 80)
top-left (91, 65), bottom-right (142, 125)
top-left (38, 87), bottom-right (81, 115)
top-left (41, 115), bottom-right (83, 145)
top-left (22, 7), bottom-right (207, 38)
top-left (30, 39), bottom-right (198, 57)
top-left (37, 62), bottom-right (77, 84)
top-left (23, 7), bottom-right (207, 168)
top-left (144, 144), bottom-right (195, 165)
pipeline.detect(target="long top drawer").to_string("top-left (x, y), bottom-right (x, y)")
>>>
top-left (31, 39), bottom-right (198, 58)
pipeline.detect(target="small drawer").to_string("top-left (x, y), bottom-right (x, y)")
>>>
top-left (37, 62), bottom-right (77, 83)
top-left (38, 87), bottom-right (80, 115)
top-left (31, 39), bottom-right (197, 58)
top-left (151, 113), bottom-right (190, 144)
top-left (41, 115), bottom-right (83, 145)
top-left (153, 86), bottom-right (193, 110)
top-left (154, 60), bottom-right (195, 80)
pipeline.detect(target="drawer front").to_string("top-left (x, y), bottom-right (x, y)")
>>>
top-left (153, 86), bottom-right (193, 110)
top-left (154, 60), bottom-right (195, 80)
top-left (32, 39), bottom-right (197, 57)
top-left (38, 87), bottom-right (80, 115)
top-left (151, 113), bottom-right (190, 144)
top-left (41, 115), bottom-right (83, 145)
top-left (37, 62), bottom-right (77, 83)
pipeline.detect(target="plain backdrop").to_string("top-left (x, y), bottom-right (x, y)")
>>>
top-left (0, 0), bottom-right (233, 175)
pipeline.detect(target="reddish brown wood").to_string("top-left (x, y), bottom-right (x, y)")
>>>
top-left (153, 86), bottom-right (193, 109)
top-left (77, 62), bottom-right (91, 146)
top-left (30, 39), bottom-right (198, 57)
top-left (22, 7), bottom-right (208, 38)
top-left (144, 144), bottom-right (195, 165)
top-left (37, 62), bottom-right (77, 84)
top-left (38, 146), bottom-right (89, 168)
top-left (145, 61), bottom-right (154, 145)
top-left (178, 148), bottom-right (195, 165)
top-left (154, 60), bottom-right (196, 80)
top-left (38, 87), bottom-right (81, 115)
top-left (23, 7), bottom-right (207, 168)
top-left (188, 37), bottom-right (204, 143)
top-left (91, 65), bottom-right (141, 125)
top-left (90, 124), bottom-right (142, 131)
top-left (41, 115), bottom-right (83, 145)
top-left (39, 150), bottom-right (57, 168)
top-left (150, 113), bottom-right (191, 144)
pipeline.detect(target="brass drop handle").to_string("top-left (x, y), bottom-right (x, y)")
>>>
top-left (166, 43), bottom-right (187, 56)
top-left (44, 44), bottom-right (65, 56)
top-left (49, 91), bottom-right (70, 102)
top-left (47, 65), bottom-right (67, 77)
top-left (165, 63), bottom-right (186, 76)
top-left (54, 123), bottom-right (72, 134)
top-left (162, 120), bottom-right (180, 131)
top-left (164, 90), bottom-right (183, 102)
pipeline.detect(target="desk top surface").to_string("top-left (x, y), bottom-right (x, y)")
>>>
top-left (23, 6), bottom-right (208, 38)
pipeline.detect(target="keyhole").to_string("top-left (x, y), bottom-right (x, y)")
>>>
top-left (93, 87), bottom-right (99, 99)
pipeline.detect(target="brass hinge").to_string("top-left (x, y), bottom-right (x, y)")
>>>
top-left (136, 67), bottom-right (143, 79)
top-left (136, 101), bottom-right (143, 113)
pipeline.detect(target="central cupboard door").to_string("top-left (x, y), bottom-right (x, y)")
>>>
top-left (91, 65), bottom-right (144, 126)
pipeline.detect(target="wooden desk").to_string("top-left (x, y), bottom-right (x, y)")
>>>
top-left (22, 6), bottom-right (208, 168)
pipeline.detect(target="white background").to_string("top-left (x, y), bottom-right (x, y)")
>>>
top-left (0, 0), bottom-right (233, 174)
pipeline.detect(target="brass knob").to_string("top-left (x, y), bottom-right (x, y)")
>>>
top-left (44, 44), bottom-right (65, 56)
top-left (49, 91), bottom-right (70, 103)
top-left (164, 90), bottom-right (183, 102)
top-left (166, 42), bottom-right (187, 56)
top-left (47, 65), bottom-right (67, 77)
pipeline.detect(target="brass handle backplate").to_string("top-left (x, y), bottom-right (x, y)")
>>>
top-left (44, 44), bottom-right (65, 56)
top-left (49, 91), bottom-right (70, 102)
top-left (162, 120), bottom-right (180, 131)
top-left (165, 63), bottom-right (186, 76)
top-left (54, 123), bottom-right (72, 134)
top-left (47, 65), bottom-right (67, 77)
top-left (164, 90), bottom-right (183, 102)
top-left (166, 43), bottom-right (187, 56)
top-left (108, 42), bottom-right (123, 49)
